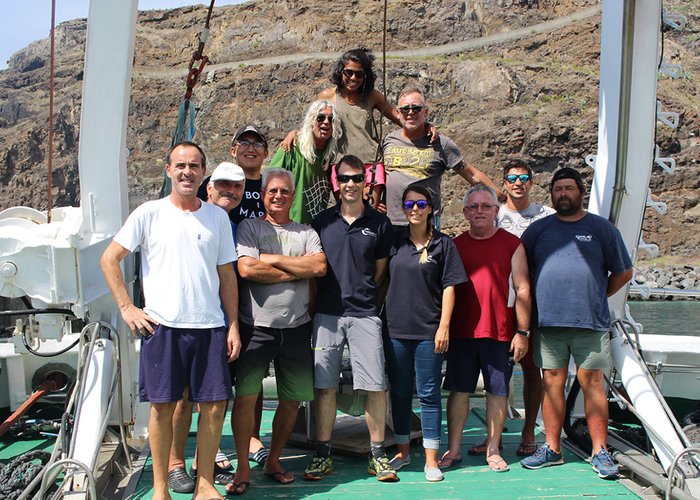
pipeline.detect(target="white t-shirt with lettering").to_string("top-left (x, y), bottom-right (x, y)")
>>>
top-left (497, 203), bottom-right (555, 238)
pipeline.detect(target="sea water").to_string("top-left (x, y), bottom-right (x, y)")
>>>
top-left (627, 300), bottom-right (700, 337)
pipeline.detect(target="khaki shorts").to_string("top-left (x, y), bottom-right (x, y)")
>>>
top-left (534, 327), bottom-right (611, 370)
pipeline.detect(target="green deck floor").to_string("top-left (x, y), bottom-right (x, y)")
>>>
top-left (132, 403), bottom-right (640, 499)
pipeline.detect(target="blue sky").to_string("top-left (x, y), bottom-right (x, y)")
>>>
top-left (1, 1), bottom-right (245, 70)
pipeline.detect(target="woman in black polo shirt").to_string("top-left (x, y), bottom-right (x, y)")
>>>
top-left (384, 186), bottom-right (467, 482)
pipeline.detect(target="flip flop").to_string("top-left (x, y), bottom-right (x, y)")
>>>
top-left (189, 464), bottom-right (233, 485)
top-left (437, 453), bottom-right (463, 469)
top-left (216, 450), bottom-right (233, 471)
top-left (264, 469), bottom-right (295, 484)
top-left (516, 442), bottom-right (539, 456)
top-left (487, 455), bottom-right (510, 473)
top-left (467, 439), bottom-right (503, 456)
top-left (225, 479), bottom-right (250, 496)
top-left (248, 447), bottom-right (269, 466)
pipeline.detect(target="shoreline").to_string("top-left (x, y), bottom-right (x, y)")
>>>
top-left (630, 265), bottom-right (700, 301)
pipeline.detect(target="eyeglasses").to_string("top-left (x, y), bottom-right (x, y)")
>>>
top-left (402, 200), bottom-right (430, 210)
top-left (465, 203), bottom-right (496, 212)
top-left (237, 140), bottom-right (266, 151)
top-left (266, 187), bottom-right (291, 196)
top-left (398, 105), bottom-right (426, 115)
top-left (342, 69), bottom-right (365, 79)
top-left (504, 173), bottom-right (531, 184)
top-left (316, 114), bottom-right (334, 124)
top-left (336, 173), bottom-right (365, 184)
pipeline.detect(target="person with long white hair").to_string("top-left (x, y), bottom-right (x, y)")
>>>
top-left (270, 99), bottom-right (342, 224)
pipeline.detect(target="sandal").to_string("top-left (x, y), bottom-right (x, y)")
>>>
top-left (516, 442), bottom-right (539, 456)
top-left (467, 439), bottom-right (503, 456)
top-left (248, 447), bottom-right (269, 466)
top-left (167, 467), bottom-right (195, 494)
top-left (225, 479), bottom-right (250, 496)
top-left (437, 451), bottom-right (463, 469)
top-left (486, 455), bottom-right (510, 473)
top-left (216, 450), bottom-right (233, 471)
top-left (189, 463), bottom-right (233, 485)
top-left (264, 468), bottom-right (295, 484)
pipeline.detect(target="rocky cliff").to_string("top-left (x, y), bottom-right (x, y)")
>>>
top-left (0, 0), bottom-right (698, 260)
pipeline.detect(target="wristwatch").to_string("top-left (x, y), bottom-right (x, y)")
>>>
top-left (516, 329), bottom-right (531, 338)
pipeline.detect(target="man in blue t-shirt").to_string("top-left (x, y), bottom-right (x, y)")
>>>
top-left (519, 167), bottom-right (632, 479)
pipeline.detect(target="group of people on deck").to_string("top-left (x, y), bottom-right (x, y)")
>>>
top-left (100, 48), bottom-right (634, 499)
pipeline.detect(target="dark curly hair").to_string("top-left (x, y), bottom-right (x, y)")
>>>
top-left (330, 48), bottom-right (376, 97)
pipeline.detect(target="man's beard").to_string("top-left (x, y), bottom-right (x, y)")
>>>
top-left (554, 196), bottom-right (581, 216)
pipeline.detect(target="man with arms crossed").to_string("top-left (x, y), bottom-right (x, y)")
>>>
top-left (306, 155), bottom-right (397, 482)
top-left (520, 167), bottom-right (633, 479)
top-left (101, 142), bottom-right (240, 500)
top-left (439, 184), bottom-right (531, 473)
top-left (228, 168), bottom-right (326, 495)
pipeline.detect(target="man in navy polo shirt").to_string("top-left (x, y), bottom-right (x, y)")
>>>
top-left (305, 155), bottom-right (397, 482)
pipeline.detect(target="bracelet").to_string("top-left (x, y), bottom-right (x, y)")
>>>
top-left (515, 329), bottom-right (531, 338)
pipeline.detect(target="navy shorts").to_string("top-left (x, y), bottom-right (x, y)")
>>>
top-left (139, 324), bottom-right (233, 403)
top-left (443, 338), bottom-right (513, 397)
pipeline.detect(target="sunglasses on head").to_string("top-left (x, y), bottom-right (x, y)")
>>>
top-left (336, 173), bottom-right (365, 184)
top-left (316, 114), bottom-right (333, 124)
top-left (402, 199), bottom-right (430, 210)
top-left (342, 69), bottom-right (364, 79)
top-left (504, 173), bottom-right (531, 183)
top-left (398, 105), bottom-right (426, 115)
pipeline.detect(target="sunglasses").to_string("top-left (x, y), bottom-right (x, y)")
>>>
top-left (342, 69), bottom-right (365, 79)
top-left (316, 114), bottom-right (334, 124)
top-left (398, 105), bottom-right (426, 115)
top-left (336, 173), bottom-right (365, 184)
top-left (504, 173), bottom-right (531, 183)
top-left (402, 200), bottom-right (430, 210)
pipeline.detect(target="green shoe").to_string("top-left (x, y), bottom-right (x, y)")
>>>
top-left (368, 455), bottom-right (398, 482)
top-left (304, 454), bottom-right (333, 481)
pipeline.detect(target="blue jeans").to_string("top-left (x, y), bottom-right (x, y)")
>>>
top-left (386, 338), bottom-right (444, 450)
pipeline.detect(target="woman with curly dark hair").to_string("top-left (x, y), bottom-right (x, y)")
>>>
top-left (281, 48), bottom-right (435, 207)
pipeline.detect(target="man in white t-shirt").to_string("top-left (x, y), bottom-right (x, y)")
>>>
top-left (497, 160), bottom-right (553, 457)
top-left (101, 142), bottom-right (241, 500)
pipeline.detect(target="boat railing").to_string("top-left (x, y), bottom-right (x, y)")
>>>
top-left (34, 321), bottom-right (131, 499)
top-left (665, 447), bottom-right (700, 500)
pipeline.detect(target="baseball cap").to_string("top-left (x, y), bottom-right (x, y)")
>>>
top-left (210, 162), bottom-right (245, 182)
top-left (550, 167), bottom-right (584, 192)
top-left (234, 125), bottom-right (268, 148)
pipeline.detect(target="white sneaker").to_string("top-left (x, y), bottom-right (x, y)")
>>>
top-left (424, 465), bottom-right (444, 482)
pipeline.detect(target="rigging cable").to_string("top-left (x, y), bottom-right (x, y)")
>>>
top-left (47, 0), bottom-right (57, 222)
top-left (161, 0), bottom-right (216, 198)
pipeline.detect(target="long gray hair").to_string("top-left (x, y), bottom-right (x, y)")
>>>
top-left (297, 100), bottom-right (342, 167)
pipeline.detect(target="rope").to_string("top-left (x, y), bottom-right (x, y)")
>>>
top-left (47, 0), bottom-right (56, 223)
top-left (160, 0), bottom-right (216, 198)
top-left (0, 450), bottom-right (52, 499)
